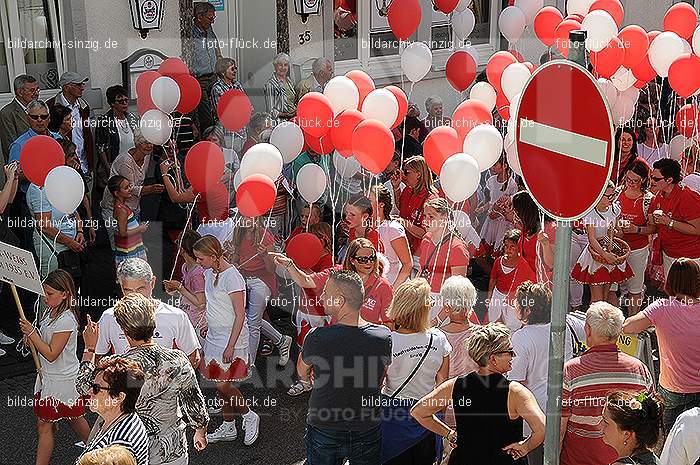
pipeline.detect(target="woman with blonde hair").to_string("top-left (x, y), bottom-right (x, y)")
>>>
top-left (77, 445), bottom-right (136, 465)
top-left (398, 155), bottom-right (438, 266)
top-left (270, 237), bottom-right (393, 324)
top-left (192, 235), bottom-right (260, 445)
top-left (381, 277), bottom-right (452, 464)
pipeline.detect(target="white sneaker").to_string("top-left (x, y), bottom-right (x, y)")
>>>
top-left (277, 335), bottom-right (293, 367)
top-left (208, 405), bottom-right (222, 415)
top-left (206, 421), bottom-right (237, 443)
top-left (0, 348), bottom-right (5, 356)
top-left (0, 332), bottom-right (15, 345)
top-left (242, 410), bottom-right (260, 445)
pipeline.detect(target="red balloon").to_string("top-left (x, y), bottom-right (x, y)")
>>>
top-left (669, 54), bottom-right (700, 99)
top-left (286, 233), bottom-right (324, 269)
top-left (664, 2), bottom-right (698, 40)
top-left (534, 6), bottom-right (564, 47)
top-left (173, 74), bottom-right (202, 114)
top-left (352, 119), bottom-right (395, 174)
top-left (434, 0), bottom-right (458, 14)
top-left (19, 136), bottom-right (64, 188)
top-left (185, 141), bottom-right (226, 193)
top-left (676, 104), bottom-right (700, 138)
top-left (631, 31), bottom-right (661, 84)
top-left (619, 25), bottom-right (649, 69)
top-left (136, 71), bottom-right (161, 98)
top-left (200, 183), bottom-right (230, 222)
top-left (496, 91), bottom-right (511, 120)
top-left (217, 89), bottom-right (252, 132)
top-left (555, 19), bottom-right (582, 58)
top-left (330, 109), bottom-right (366, 157)
top-left (590, 36), bottom-right (624, 78)
top-left (386, 85), bottom-right (408, 129)
top-left (589, 0), bottom-right (624, 27)
top-left (137, 95), bottom-right (157, 115)
top-left (486, 51), bottom-right (518, 92)
top-left (236, 174), bottom-right (277, 217)
top-left (304, 132), bottom-right (335, 155)
top-left (345, 70), bottom-right (375, 107)
top-left (451, 99), bottom-right (493, 141)
top-left (446, 51), bottom-right (477, 92)
top-left (565, 14), bottom-right (584, 22)
top-left (508, 49), bottom-right (525, 63)
top-left (297, 92), bottom-right (334, 138)
top-left (388, 0), bottom-right (422, 41)
top-left (424, 126), bottom-right (461, 175)
top-left (633, 79), bottom-right (646, 89)
top-left (158, 58), bottom-right (189, 78)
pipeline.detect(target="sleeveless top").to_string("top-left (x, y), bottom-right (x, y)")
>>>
top-left (450, 372), bottom-right (526, 465)
top-left (113, 202), bottom-right (145, 258)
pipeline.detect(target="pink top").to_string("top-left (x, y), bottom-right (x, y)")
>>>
top-left (181, 262), bottom-right (206, 330)
top-left (443, 326), bottom-right (478, 378)
top-left (643, 297), bottom-right (700, 393)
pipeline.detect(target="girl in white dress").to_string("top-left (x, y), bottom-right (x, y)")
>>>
top-left (192, 235), bottom-right (260, 445)
top-left (19, 269), bottom-right (90, 465)
top-left (477, 156), bottom-right (517, 255)
top-left (571, 182), bottom-right (633, 303)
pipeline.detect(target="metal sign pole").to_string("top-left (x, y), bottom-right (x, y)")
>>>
top-left (542, 30), bottom-right (587, 465)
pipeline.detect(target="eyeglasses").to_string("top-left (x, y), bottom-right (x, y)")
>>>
top-left (650, 175), bottom-right (666, 182)
top-left (624, 177), bottom-right (641, 184)
top-left (493, 349), bottom-right (517, 357)
top-left (352, 254), bottom-right (376, 264)
top-left (28, 114), bottom-right (49, 121)
top-left (114, 98), bottom-right (129, 104)
top-left (90, 383), bottom-right (115, 395)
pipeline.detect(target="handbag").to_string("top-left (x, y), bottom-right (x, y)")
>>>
top-left (57, 249), bottom-right (82, 280)
top-left (390, 332), bottom-right (434, 399)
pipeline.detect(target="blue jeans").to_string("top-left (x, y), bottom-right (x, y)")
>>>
top-left (658, 385), bottom-right (700, 433)
top-left (305, 424), bottom-right (382, 465)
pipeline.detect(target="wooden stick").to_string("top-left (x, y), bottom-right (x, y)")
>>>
top-left (11, 284), bottom-right (42, 379)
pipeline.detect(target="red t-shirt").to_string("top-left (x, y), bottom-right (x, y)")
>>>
top-left (312, 253), bottom-right (334, 273)
top-left (418, 233), bottom-right (470, 293)
top-left (237, 230), bottom-right (277, 297)
top-left (399, 187), bottom-right (437, 253)
top-left (490, 256), bottom-right (517, 294)
top-left (310, 266), bottom-right (393, 324)
top-left (518, 222), bottom-right (556, 285)
top-left (298, 254), bottom-right (335, 318)
top-left (650, 184), bottom-right (700, 259)
top-left (286, 226), bottom-right (304, 247)
top-left (618, 191), bottom-right (650, 251)
top-left (348, 227), bottom-right (384, 253)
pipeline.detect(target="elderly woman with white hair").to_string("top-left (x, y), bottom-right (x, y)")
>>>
top-left (412, 323), bottom-right (545, 465)
top-left (264, 53), bottom-right (297, 121)
top-left (423, 95), bottom-right (451, 132)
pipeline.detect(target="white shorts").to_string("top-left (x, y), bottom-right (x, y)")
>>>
top-left (612, 246), bottom-right (650, 295)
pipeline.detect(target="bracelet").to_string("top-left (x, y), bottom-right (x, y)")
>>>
top-left (27, 327), bottom-right (36, 338)
top-left (85, 347), bottom-right (95, 353)
top-left (635, 226), bottom-right (641, 234)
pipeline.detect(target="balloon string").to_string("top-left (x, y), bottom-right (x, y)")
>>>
top-left (169, 193), bottom-right (201, 280)
top-left (401, 82), bottom-right (416, 172)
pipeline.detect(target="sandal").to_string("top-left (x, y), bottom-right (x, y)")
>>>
top-left (260, 339), bottom-right (274, 356)
top-left (287, 380), bottom-right (312, 396)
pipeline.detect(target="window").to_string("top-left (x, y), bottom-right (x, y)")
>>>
top-left (0, 0), bottom-right (64, 96)
top-left (368, 1), bottom-right (400, 57)
top-left (430, 7), bottom-right (451, 50)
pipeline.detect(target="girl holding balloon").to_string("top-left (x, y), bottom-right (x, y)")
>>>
top-left (108, 175), bottom-right (148, 266)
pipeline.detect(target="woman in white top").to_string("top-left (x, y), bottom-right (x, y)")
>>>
top-left (19, 269), bottom-right (90, 465)
top-left (192, 235), bottom-right (260, 445)
top-left (369, 184), bottom-right (412, 286)
top-left (637, 117), bottom-right (669, 167)
top-left (476, 156), bottom-right (517, 254)
top-left (381, 278), bottom-right (451, 464)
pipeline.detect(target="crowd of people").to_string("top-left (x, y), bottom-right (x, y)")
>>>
top-left (0, 2), bottom-right (699, 465)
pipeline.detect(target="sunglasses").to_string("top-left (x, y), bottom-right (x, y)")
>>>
top-left (90, 383), bottom-right (115, 395)
top-left (352, 254), bottom-right (376, 264)
top-left (650, 175), bottom-right (666, 182)
top-left (493, 349), bottom-right (517, 357)
top-left (114, 98), bottom-right (129, 104)
top-left (28, 114), bottom-right (49, 121)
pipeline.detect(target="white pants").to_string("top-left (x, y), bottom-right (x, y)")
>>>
top-left (613, 246), bottom-right (650, 295)
top-left (569, 233), bottom-right (588, 308)
top-left (663, 253), bottom-right (700, 279)
top-left (487, 288), bottom-right (522, 332)
top-left (245, 277), bottom-right (283, 366)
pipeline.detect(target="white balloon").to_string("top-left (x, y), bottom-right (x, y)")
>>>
top-left (270, 122), bottom-right (304, 163)
top-left (611, 98), bottom-right (636, 127)
top-left (682, 39), bottom-right (692, 55)
top-left (567, 0), bottom-right (594, 16)
top-left (693, 25), bottom-right (700, 58)
top-left (510, 92), bottom-right (522, 115)
top-left (296, 164), bottom-right (327, 204)
top-left (453, 8), bottom-right (476, 40)
top-left (150, 76), bottom-right (181, 114)
top-left (582, 10), bottom-right (618, 52)
top-left (239, 143), bottom-right (283, 180)
top-left (44, 166), bottom-right (84, 214)
top-left (469, 82), bottom-right (497, 111)
top-left (598, 78), bottom-right (618, 108)
top-left (323, 76), bottom-right (360, 115)
top-left (501, 63), bottom-right (531, 102)
top-left (505, 137), bottom-right (522, 176)
top-left (440, 153), bottom-right (480, 202)
top-left (139, 109), bottom-right (173, 145)
top-left (452, 210), bottom-right (481, 249)
top-left (649, 31), bottom-right (685, 78)
top-left (669, 134), bottom-right (694, 160)
top-left (618, 86), bottom-right (640, 107)
top-left (463, 124), bottom-right (504, 172)
top-left (362, 89), bottom-right (399, 127)
top-left (515, 0), bottom-right (544, 25)
top-left (401, 42), bottom-right (433, 83)
top-left (233, 170), bottom-right (243, 191)
top-left (454, 0), bottom-right (472, 13)
top-left (332, 151), bottom-right (362, 179)
top-left (499, 6), bottom-right (527, 44)
top-left (611, 67), bottom-right (636, 92)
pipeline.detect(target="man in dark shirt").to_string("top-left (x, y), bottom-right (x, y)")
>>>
top-left (299, 270), bottom-right (392, 465)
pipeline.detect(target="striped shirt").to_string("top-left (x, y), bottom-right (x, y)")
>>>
top-left (79, 412), bottom-right (149, 465)
top-left (114, 202), bottom-right (146, 259)
top-left (560, 344), bottom-right (654, 465)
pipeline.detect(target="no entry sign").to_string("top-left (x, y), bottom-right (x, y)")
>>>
top-left (515, 60), bottom-right (614, 220)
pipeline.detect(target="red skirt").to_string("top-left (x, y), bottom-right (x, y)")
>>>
top-left (200, 358), bottom-right (250, 382)
top-left (34, 393), bottom-right (86, 422)
top-left (571, 262), bottom-right (634, 285)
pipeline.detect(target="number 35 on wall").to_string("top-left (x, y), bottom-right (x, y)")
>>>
top-left (298, 31), bottom-right (312, 45)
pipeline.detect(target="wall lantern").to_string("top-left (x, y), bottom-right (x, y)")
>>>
top-left (128, 0), bottom-right (165, 39)
top-left (294, 0), bottom-right (321, 22)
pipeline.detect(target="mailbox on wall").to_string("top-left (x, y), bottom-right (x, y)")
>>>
top-left (121, 48), bottom-right (168, 100)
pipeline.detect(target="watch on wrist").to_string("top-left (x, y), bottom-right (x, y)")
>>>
top-left (668, 220), bottom-right (675, 229)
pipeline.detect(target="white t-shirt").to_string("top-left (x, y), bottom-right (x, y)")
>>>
top-left (683, 174), bottom-right (700, 193)
top-left (377, 219), bottom-right (407, 284)
top-left (485, 174), bottom-right (517, 205)
top-left (35, 311), bottom-right (82, 405)
top-left (637, 142), bottom-right (668, 167)
top-left (383, 180), bottom-right (405, 217)
top-left (197, 217), bottom-right (235, 245)
top-left (382, 328), bottom-right (452, 400)
top-left (582, 203), bottom-right (620, 238)
top-left (115, 117), bottom-right (134, 154)
top-left (203, 266), bottom-right (248, 354)
top-left (660, 407), bottom-right (700, 465)
top-left (95, 301), bottom-right (200, 356)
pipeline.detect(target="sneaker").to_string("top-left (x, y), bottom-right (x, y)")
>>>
top-left (0, 332), bottom-right (15, 345)
top-left (208, 405), bottom-right (222, 415)
top-left (242, 410), bottom-right (260, 445)
top-left (206, 421), bottom-right (237, 443)
top-left (0, 348), bottom-right (5, 356)
top-left (287, 380), bottom-right (312, 396)
top-left (277, 335), bottom-right (293, 367)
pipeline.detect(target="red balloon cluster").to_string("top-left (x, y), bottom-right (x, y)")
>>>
top-left (19, 136), bottom-right (64, 187)
top-left (590, 37), bottom-right (624, 79)
top-left (135, 58), bottom-right (201, 115)
top-left (330, 109), bottom-right (365, 158)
